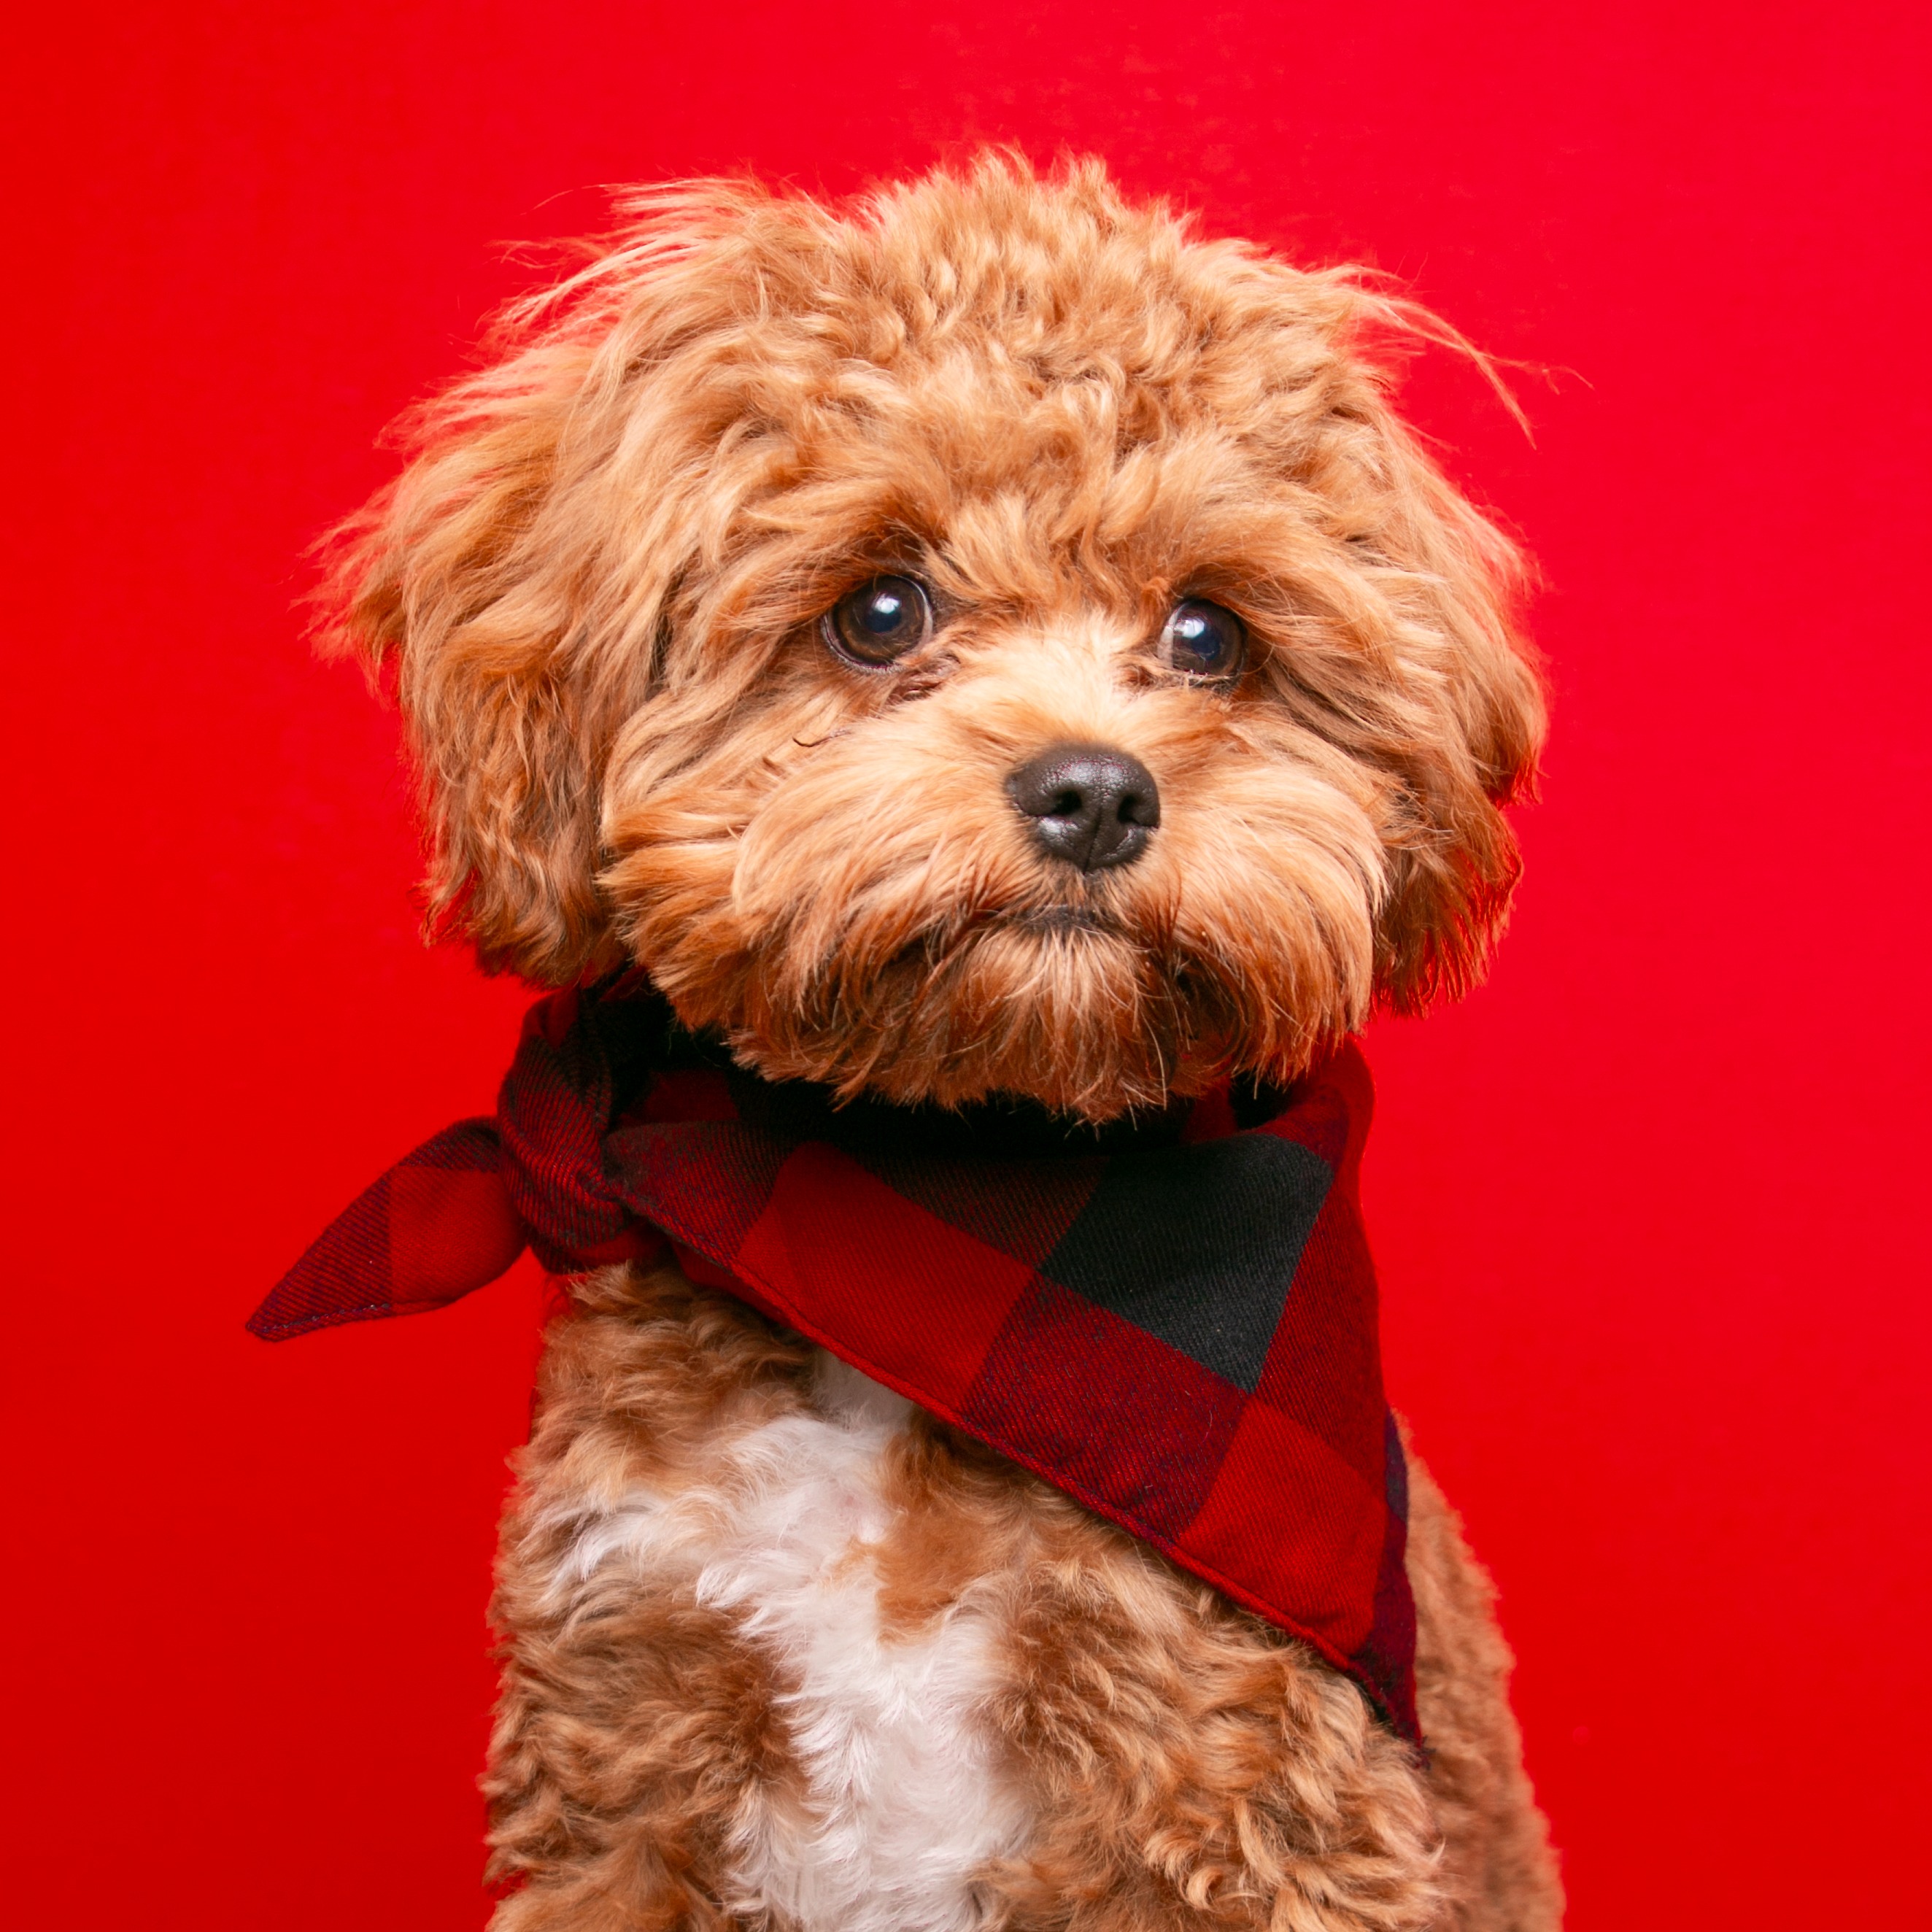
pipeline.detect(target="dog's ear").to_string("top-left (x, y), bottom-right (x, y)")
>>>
top-left (317, 190), bottom-right (781, 984)
top-left (1303, 295), bottom-right (1548, 1013)
top-left (320, 342), bottom-right (617, 982)
top-left (1369, 424), bottom-right (1547, 1013)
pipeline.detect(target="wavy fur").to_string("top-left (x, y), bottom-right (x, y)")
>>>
top-left (324, 154), bottom-right (1558, 1930)
top-left (323, 154), bottom-right (1542, 1114)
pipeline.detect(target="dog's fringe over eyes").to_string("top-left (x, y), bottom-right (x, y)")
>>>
top-left (316, 149), bottom-right (1545, 1120)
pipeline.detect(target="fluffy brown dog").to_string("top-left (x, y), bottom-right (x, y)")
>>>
top-left (328, 155), bottom-right (1559, 1931)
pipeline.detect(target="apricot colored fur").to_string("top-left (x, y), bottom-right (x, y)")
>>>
top-left (326, 154), bottom-right (1541, 1117)
top-left (325, 153), bottom-right (1561, 1928)
top-left (487, 1270), bottom-right (1558, 1931)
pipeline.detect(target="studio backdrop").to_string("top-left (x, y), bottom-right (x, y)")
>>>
top-left (5, 5), bottom-right (1927, 1928)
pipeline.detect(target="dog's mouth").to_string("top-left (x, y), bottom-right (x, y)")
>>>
top-left (873, 897), bottom-right (1143, 992)
top-left (986, 904), bottom-right (1116, 937)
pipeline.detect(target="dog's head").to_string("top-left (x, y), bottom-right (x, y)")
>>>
top-left (331, 157), bottom-right (1543, 1118)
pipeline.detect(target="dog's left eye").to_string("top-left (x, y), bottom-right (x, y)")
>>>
top-left (824, 575), bottom-right (933, 667)
top-left (1159, 600), bottom-right (1246, 683)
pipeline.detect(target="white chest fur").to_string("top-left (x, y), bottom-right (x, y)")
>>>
top-left (545, 1352), bottom-right (1032, 1932)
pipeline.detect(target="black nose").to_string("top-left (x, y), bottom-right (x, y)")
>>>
top-left (1007, 742), bottom-right (1161, 872)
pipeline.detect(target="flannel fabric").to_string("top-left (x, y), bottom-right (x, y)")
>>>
top-left (252, 978), bottom-right (1418, 1740)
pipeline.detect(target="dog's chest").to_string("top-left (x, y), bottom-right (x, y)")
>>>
top-left (547, 1351), bottom-right (1032, 1932)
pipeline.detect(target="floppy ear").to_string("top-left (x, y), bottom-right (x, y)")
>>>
top-left (317, 189), bottom-right (784, 984)
top-left (1368, 421), bottom-right (1547, 1013)
top-left (1308, 295), bottom-right (1547, 1013)
top-left (319, 330), bottom-right (620, 983)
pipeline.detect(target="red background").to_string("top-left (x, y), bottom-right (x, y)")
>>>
top-left (6, 5), bottom-right (1927, 1925)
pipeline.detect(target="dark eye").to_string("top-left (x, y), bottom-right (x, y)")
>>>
top-left (824, 575), bottom-right (933, 666)
top-left (1159, 599), bottom-right (1246, 683)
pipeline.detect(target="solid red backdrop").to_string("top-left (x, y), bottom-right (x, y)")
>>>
top-left (4, 4), bottom-right (1927, 1926)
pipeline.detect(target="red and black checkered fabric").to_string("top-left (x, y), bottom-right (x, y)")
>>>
top-left (252, 979), bottom-right (1418, 1740)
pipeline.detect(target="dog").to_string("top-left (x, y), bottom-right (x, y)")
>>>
top-left (318, 154), bottom-right (1561, 1932)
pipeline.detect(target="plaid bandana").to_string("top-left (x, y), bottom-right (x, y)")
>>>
top-left (252, 979), bottom-right (1418, 1740)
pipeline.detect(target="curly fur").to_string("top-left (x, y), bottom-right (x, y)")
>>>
top-left (328, 152), bottom-right (1541, 1116)
top-left (487, 1268), bottom-right (1558, 1931)
top-left (323, 152), bottom-right (1560, 1929)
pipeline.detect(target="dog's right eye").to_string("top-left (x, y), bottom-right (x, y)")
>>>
top-left (824, 576), bottom-right (933, 667)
